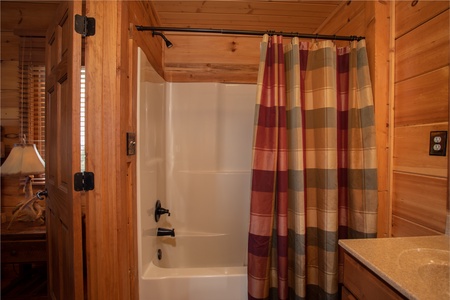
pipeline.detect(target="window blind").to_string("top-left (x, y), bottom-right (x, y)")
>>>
top-left (19, 37), bottom-right (46, 160)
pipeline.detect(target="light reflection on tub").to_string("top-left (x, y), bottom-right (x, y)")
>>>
top-left (155, 233), bottom-right (246, 269)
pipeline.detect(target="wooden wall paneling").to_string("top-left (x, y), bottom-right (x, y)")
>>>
top-left (1, 61), bottom-right (19, 90)
top-left (118, 1), bottom-right (138, 299)
top-left (1, 91), bottom-right (19, 109)
top-left (85, 1), bottom-right (137, 299)
top-left (393, 124), bottom-right (448, 178)
top-left (362, 1), bottom-right (391, 238)
top-left (315, 1), bottom-right (365, 36)
top-left (127, 37), bottom-right (139, 300)
top-left (392, 215), bottom-right (443, 237)
top-left (128, 1), bottom-right (164, 79)
top-left (85, 1), bottom-right (118, 298)
top-left (394, 66), bottom-right (449, 126)
top-left (163, 34), bottom-right (260, 83)
top-left (393, 3), bottom-right (449, 236)
top-left (0, 2), bottom-right (59, 37)
top-left (392, 172), bottom-right (447, 232)
top-left (395, 10), bottom-right (449, 83)
top-left (0, 78), bottom-right (18, 117)
top-left (1, 31), bottom-right (19, 61)
top-left (395, 1), bottom-right (450, 38)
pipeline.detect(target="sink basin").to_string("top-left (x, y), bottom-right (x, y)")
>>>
top-left (398, 248), bottom-right (450, 268)
top-left (398, 248), bottom-right (450, 297)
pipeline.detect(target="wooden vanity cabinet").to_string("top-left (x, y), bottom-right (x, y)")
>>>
top-left (342, 251), bottom-right (407, 300)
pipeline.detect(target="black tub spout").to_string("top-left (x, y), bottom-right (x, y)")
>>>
top-left (157, 227), bottom-right (175, 237)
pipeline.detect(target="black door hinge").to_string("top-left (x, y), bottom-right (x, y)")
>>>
top-left (74, 172), bottom-right (95, 191)
top-left (75, 14), bottom-right (95, 37)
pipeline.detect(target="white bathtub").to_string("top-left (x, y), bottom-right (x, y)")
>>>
top-left (139, 233), bottom-right (247, 300)
top-left (141, 264), bottom-right (247, 300)
top-left (140, 263), bottom-right (247, 300)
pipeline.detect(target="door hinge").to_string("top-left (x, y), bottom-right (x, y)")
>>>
top-left (74, 172), bottom-right (95, 192)
top-left (75, 14), bottom-right (95, 37)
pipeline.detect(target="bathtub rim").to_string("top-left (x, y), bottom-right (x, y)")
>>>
top-left (143, 261), bottom-right (247, 279)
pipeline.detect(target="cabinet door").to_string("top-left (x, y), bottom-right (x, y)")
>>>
top-left (342, 286), bottom-right (357, 300)
top-left (343, 252), bottom-right (406, 300)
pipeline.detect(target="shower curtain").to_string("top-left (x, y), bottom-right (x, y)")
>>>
top-left (248, 35), bottom-right (378, 300)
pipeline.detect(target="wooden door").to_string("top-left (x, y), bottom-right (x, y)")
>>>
top-left (45, 1), bottom-right (84, 299)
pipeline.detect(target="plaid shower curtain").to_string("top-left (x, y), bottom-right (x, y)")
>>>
top-left (248, 35), bottom-right (378, 300)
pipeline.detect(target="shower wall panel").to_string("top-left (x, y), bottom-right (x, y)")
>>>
top-left (137, 49), bottom-right (167, 273)
top-left (165, 83), bottom-right (255, 264)
top-left (138, 47), bottom-right (256, 273)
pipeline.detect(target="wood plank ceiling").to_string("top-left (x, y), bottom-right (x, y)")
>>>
top-left (1, 1), bottom-right (60, 36)
top-left (150, 1), bottom-right (345, 33)
top-left (1, 1), bottom-right (346, 36)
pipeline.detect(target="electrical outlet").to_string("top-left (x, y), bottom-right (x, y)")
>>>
top-left (429, 131), bottom-right (447, 156)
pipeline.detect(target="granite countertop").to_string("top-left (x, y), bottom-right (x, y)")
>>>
top-left (339, 235), bottom-right (450, 300)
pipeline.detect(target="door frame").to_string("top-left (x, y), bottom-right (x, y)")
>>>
top-left (84, 1), bottom-right (138, 299)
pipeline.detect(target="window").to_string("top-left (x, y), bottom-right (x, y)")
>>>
top-left (19, 37), bottom-right (46, 160)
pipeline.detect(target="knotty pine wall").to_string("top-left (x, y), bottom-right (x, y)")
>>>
top-left (391, 2), bottom-right (449, 236)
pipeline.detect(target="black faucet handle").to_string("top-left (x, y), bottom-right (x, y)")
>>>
top-left (155, 200), bottom-right (171, 222)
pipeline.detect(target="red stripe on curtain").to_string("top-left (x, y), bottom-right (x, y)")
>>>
top-left (248, 35), bottom-right (289, 300)
top-left (337, 50), bottom-right (350, 239)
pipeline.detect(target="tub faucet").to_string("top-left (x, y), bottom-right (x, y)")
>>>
top-left (155, 200), bottom-right (171, 222)
top-left (157, 227), bottom-right (175, 237)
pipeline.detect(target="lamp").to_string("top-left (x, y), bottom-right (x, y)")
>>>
top-left (1, 139), bottom-right (45, 228)
top-left (1, 143), bottom-right (45, 175)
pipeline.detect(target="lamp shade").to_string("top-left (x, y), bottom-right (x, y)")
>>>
top-left (1, 143), bottom-right (45, 176)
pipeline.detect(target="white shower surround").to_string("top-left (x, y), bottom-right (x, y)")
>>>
top-left (137, 49), bottom-right (255, 300)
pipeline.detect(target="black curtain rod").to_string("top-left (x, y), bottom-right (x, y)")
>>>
top-left (135, 26), bottom-right (364, 41)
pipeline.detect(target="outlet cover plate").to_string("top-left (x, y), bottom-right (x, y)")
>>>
top-left (429, 131), bottom-right (447, 156)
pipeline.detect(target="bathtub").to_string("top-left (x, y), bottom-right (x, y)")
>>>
top-left (141, 264), bottom-right (247, 300)
top-left (137, 48), bottom-right (254, 300)
top-left (140, 233), bottom-right (247, 300)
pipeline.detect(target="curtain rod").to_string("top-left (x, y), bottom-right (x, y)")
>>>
top-left (135, 26), bottom-right (364, 41)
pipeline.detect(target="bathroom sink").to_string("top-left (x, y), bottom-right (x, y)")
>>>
top-left (398, 248), bottom-right (450, 297)
top-left (398, 248), bottom-right (450, 268)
